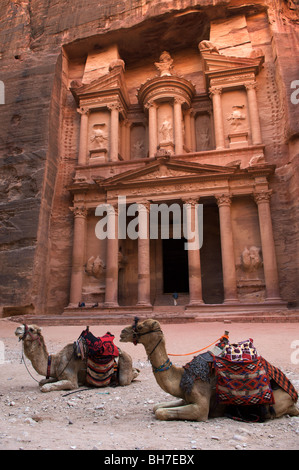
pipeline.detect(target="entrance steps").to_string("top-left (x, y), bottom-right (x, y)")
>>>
top-left (6, 303), bottom-right (299, 326)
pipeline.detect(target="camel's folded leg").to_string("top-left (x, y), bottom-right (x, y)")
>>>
top-left (40, 379), bottom-right (78, 393)
top-left (155, 402), bottom-right (209, 422)
top-left (118, 350), bottom-right (139, 386)
top-left (153, 399), bottom-right (185, 412)
top-left (39, 378), bottom-right (57, 386)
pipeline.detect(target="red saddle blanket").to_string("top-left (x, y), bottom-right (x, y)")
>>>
top-left (79, 329), bottom-right (119, 387)
top-left (214, 356), bottom-right (298, 406)
top-left (214, 357), bottom-right (274, 406)
top-left (80, 329), bottom-right (119, 358)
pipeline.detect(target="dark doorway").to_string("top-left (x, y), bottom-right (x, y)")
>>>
top-left (200, 203), bottom-right (224, 304)
top-left (162, 238), bottom-right (189, 293)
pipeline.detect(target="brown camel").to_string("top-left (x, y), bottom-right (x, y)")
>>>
top-left (120, 318), bottom-right (299, 422)
top-left (15, 324), bottom-right (139, 392)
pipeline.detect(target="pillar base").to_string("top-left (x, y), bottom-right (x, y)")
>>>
top-left (136, 301), bottom-right (152, 307)
top-left (223, 298), bottom-right (239, 304)
top-left (265, 297), bottom-right (284, 304)
top-left (187, 300), bottom-right (204, 307)
top-left (104, 302), bottom-right (119, 308)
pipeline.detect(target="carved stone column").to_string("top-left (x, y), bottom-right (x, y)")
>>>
top-left (137, 202), bottom-right (151, 306)
top-left (245, 82), bottom-right (262, 145)
top-left (254, 191), bottom-right (281, 300)
top-left (210, 87), bottom-right (225, 150)
top-left (104, 204), bottom-right (119, 307)
top-left (183, 198), bottom-right (203, 305)
top-left (146, 101), bottom-right (158, 158)
top-left (174, 98), bottom-right (184, 155)
top-left (69, 205), bottom-right (87, 305)
top-left (216, 194), bottom-right (238, 303)
top-left (108, 103), bottom-right (121, 162)
top-left (77, 108), bottom-right (89, 165)
top-left (184, 109), bottom-right (192, 152)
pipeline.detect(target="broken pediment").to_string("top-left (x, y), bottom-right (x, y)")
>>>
top-left (70, 62), bottom-right (130, 109)
top-left (96, 157), bottom-right (241, 189)
top-left (198, 44), bottom-right (264, 90)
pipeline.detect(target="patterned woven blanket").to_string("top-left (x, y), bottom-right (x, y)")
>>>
top-left (263, 358), bottom-right (298, 403)
top-left (214, 356), bottom-right (274, 406)
top-left (79, 329), bottom-right (119, 358)
top-left (77, 329), bottom-right (119, 387)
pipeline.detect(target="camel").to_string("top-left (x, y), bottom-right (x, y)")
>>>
top-left (15, 324), bottom-right (139, 392)
top-left (120, 318), bottom-right (299, 422)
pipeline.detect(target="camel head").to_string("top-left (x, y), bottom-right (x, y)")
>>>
top-left (15, 324), bottom-right (42, 343)
top-left (120, 317), bottom-right (163, 346)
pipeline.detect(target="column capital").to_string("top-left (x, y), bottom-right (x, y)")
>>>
top-left (182, 197), bottom-right (200, 206)
top-left (107, 101), bottom-right (123, 113)
top-left (144, 100), bottom-right (158, 110)
top-left (174, 96), bottom-right (185, 106)
top-left (254, 190), bottom-right (272, 205)
top-left (77, 107), bottom-right (90, 116)
top-left (70, 205), bottom-right (88, 218)
top-left (245, 81), bottom-right (258, 91)
top-left (215, 194), bottom-right (232, 207)
top-left (209, 86), bottom-right (223, 97)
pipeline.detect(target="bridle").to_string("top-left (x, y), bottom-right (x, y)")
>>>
top-left (132, 317), bottom-right (162, 347)
top-left (131, 317), bottom-right (172, 373)
top-left (19, 324), bottom-right (41, 345)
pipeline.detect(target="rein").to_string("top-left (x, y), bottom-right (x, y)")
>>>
top-left (132, 317), bottom-right (172, 373)
top-left (19, 324), bottom-right (74, 383)
top-left (131, 318), bottom-right (229, 373)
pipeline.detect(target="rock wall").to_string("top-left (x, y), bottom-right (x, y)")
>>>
top-left (0, 0), bottom-right (298, 316)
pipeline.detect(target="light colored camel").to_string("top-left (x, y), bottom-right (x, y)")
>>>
top-left (15, 324), bottom-right (139, 392)
top-left (120, 318), bottom-right (299, 421)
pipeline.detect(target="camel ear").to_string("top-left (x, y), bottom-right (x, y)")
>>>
top-left (149, 319), bottom-right (160, 330)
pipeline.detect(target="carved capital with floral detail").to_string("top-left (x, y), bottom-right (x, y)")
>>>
top-left (215, 194), bottom-right (232, 207)
top-left (253, 190), bottom-right (272, 205)
top-left (70, 205), bottom-right (88, 218)
top-left (209, 86), bottom-right (223, 97)
top-left (107, 102), bottom-right (123, 113)
top-left (245, 81), bottom-right (258, 91)
top-left (182, 197), bottom-right (200, 206)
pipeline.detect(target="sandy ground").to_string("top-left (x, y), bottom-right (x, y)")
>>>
top-left (0, 318), bottom-right (299, 451)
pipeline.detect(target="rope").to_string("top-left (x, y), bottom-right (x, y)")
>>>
top-left (168, 335), bottom-right (229, 357)
top-left (21, 345), bottom-right (40, 383)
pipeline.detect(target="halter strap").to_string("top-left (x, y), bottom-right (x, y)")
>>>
top-left (46, 355), bottom-right (52, 379)
top-left (152, 358), bottom-right (172, 373)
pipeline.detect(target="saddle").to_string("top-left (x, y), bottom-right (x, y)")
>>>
top-left (74, 328), bottom-right (119, 387)
top-left (180, 337), bottom-right (298, 422)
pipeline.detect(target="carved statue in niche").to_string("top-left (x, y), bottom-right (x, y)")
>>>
top-left (160, 119), bottom-right (173, 143)
top-left (195, 114), bottom-right (212, 151)
top-left (86, 256), bottom-right (106, 279)
top-left (132, 140), bottom-right (145, 159)
top-left (227, 105), bottom-right (246, 129)
top-left (155, 51), bottom-right (174, 77)
top-left (241, 246), bottom-right (263, 273)
top-left (83, 255), bottom-right (106, 298)
top-left (90, 124), bottom-right (108, 149)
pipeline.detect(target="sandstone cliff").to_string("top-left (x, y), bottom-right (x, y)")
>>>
top-left (0, 0), bottom-right (298, 316)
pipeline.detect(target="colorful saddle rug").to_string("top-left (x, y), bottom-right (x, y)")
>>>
top-left (222, 338), bottom-right (258, 362)
top-left (76, 329), bottom-right (119, 387)
top-left (214, 356), bottom-right (274, 406)
top-left (86, 356), bottom-right (118, 387)
top-left (263, 358), bottom-right (298, 403)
